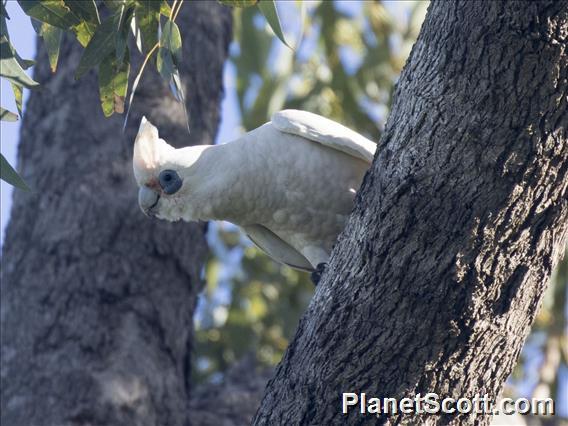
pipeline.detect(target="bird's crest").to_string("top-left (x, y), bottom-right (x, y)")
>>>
top-left (133, 117), bottom-right (173, 185)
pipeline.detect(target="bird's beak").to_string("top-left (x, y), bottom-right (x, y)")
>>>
top-left (138, 186), bottom-right (160, 217)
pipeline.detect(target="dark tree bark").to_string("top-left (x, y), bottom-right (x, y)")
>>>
top-left (254, 1), bottom-right (568, 425)
top-left (190, 356), bottom-right (274, 426)
top-left (1, 3), bottom-right (231, 426)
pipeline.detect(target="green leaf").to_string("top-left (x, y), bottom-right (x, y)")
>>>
top-left (17, 0), bottom-right (80, 30)
top-left (10, 83), bottom-right (23, 117)
top-left (103, 0), bottom-right (126, 10)
top-left (2, 7), bottom-right (35, 70)
top-left (16, 55), bottom-right (35, 70)
top-left (0, 36), bottom-right (40, 88)
top-left (64, 0), bottom-right (100, 24)
top-left (218, 0), bottom-right (258, 7)
top-left (72, 21), bottom-right (97, 47)
top-left (257, 0), bottom-right (290, 49)
top-left (157, 19), bottom-right (188, 132)
top-left (75, 16), bottom-right (116, 78)
top-left (157, 19), bottom-right (180, 80)
top-left (161, 19), bottom-right (182, 63)
top-left (40, 23), bottom-right (63, 72)
top-left (160, 1), bottom-right (172, 16)
top-left (114, 4), bottom-right (134, 64)
top-left (156, 45), bottom-right (174, 82)
top-left (99, 51), bottom-right (130, 116)
top-left (0, 107), bottom-right (18, 121)
top-left (135, 0), bottom-right (160, 53)
top-left (0, 154), bottom-right (30, 191)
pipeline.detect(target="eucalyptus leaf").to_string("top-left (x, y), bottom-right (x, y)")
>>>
top-left (157, 19), bottom-right (182, 80)
top-left (16, 55), bottom-right (35, 70)
top-left (64, 0), bottom-right (100, 24)
top-left (156, 45), bottom-right (174, 82)
top-left (156, 19), bottom-right (188, 132)
top-left (29, 0), bottom-right (95, 47)
top-left (114, 4), bottom-right (134, 64)
top-left (10, 83), bottom-right (23, 117)
top-left (75, 17), bottom-right (116, 78)
top-left (99, 51), bottom-right (130, 116)
top-left (161, 19), bottom-right (182, 64)
top-left (160, 1), bottom-right (172, 16)
top-left (218, 0), bottom-right (259, 7)
top-left (0, 107), bottom-right (18, 122)
top-left (73, 21), bottom-right (97, 47)
top-left (135, 0), bottom-right (160, 53)
top-left (0, 154), bottom-right (30, 191)
top-left (257, 0), bottom-right (291, 49)
top-left (40, 22), bottom-right (63, 72)
top-left (3, 12), bottom-right (35, 70)
top-left (18, 0), bottom-right (80, 30)
top-left (0, 36), bottom-right (40, 88)
top-left (103, 0), bottom-right (126, 10)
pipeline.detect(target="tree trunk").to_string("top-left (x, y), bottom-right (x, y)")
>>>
top-left (1, 3), bottom-right (231, 426)
top-left (254, 1), bottom-right (568, 425)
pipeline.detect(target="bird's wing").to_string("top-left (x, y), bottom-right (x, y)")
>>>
top-left (242, 224), bottom-right (314, 272)
top-left (271, 109), bottom-right (377, 164)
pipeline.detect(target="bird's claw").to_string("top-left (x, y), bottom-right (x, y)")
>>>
top-left (310, 262), bottom-right (328, 286)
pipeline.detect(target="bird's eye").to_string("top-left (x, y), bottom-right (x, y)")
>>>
top-left (158, 169), bottom-right (182, 194)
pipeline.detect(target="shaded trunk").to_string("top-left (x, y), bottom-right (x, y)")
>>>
top-left (254, 1), bottom-right (568, 425)
top-left (1, 3), bottom-right (231, 426)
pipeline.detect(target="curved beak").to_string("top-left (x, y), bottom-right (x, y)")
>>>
top-left (138, 186), bottom-right (160, 217)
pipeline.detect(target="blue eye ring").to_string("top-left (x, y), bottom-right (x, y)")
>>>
top-left (158, 169), bottom-right (182, 194)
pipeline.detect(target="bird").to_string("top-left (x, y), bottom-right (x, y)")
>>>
top-left (132, 110), bottom-right (376, 284)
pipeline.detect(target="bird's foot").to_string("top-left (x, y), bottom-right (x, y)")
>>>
top-left (310, 263), bottom-right (328, 286)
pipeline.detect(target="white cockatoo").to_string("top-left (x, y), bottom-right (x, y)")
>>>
top-left (133, 110), bottom-right (376, 281)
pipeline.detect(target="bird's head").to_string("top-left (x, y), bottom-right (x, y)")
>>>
top-left (132, 117), bottom-right (204, 222)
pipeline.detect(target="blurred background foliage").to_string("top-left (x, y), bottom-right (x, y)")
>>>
top-left (193, 1), bottom-right (567, 417)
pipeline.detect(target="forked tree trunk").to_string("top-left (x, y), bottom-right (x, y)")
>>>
top-left (254, 1), bottom-right (568, 425)
top-left (1, 3), bottom-right (231, 426)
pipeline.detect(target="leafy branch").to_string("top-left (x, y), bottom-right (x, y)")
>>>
top-left (1, 0), bottom-right (289, 189)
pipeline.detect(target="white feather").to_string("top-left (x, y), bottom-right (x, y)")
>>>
top-left (271, 109), bottom-right (376, 164)
top-left (133, 111), bottom-right (376, 270)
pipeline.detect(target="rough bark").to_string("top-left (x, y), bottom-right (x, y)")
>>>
top-left (254, 1), bottom-right (568, 425)
top-left (1, 3), bottom-right (231, 426)
top-left (190, 356), bottom-right (274, 426)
